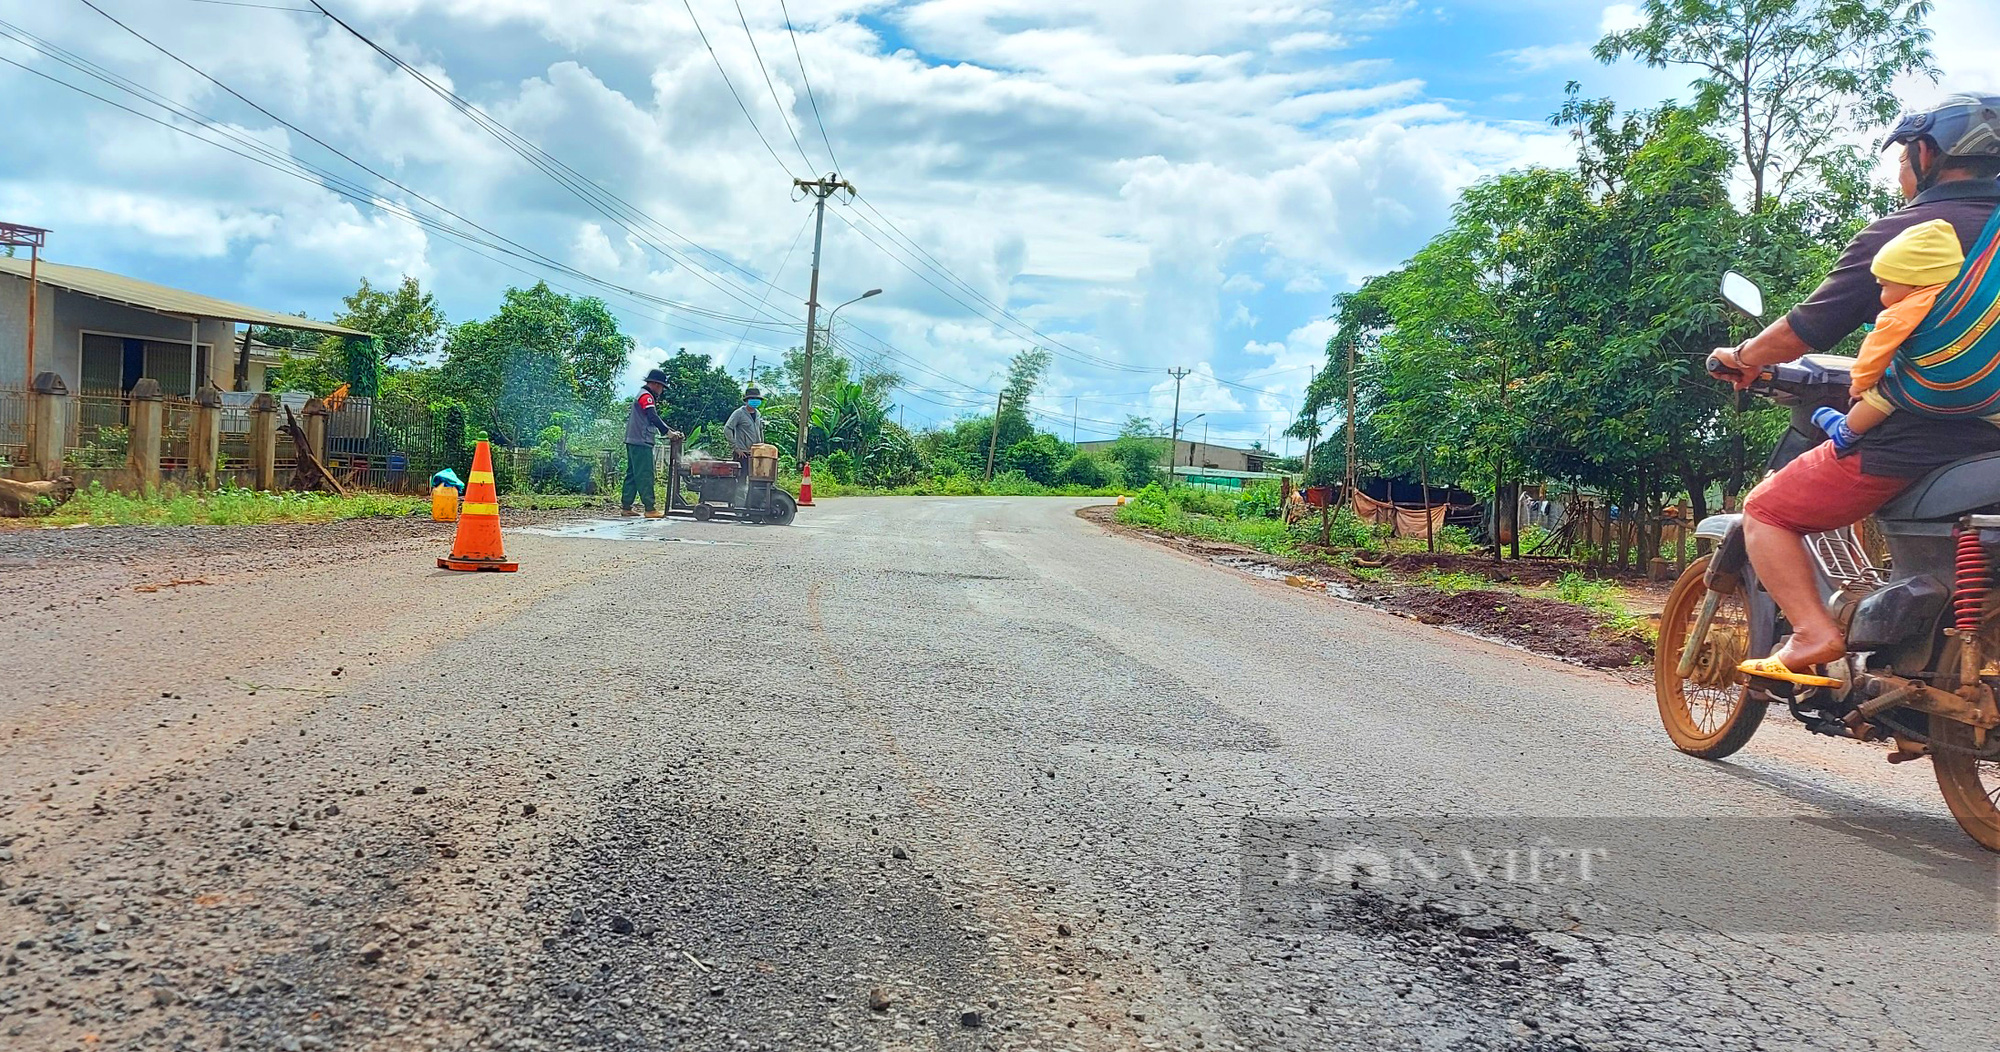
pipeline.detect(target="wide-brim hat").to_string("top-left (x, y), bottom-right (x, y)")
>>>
top-left (643, 368), bottom-right (669, 385)
top-left (745, 385), bottom-right (763, 400)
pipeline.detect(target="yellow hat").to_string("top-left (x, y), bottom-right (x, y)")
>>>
top-left (1872, 219), bottom-right (1964, 286)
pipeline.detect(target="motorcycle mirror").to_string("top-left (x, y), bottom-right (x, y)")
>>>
top-left (1721, 271), bottom-right (1765, 320)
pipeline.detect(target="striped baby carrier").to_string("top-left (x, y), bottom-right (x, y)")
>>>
top-left (1877, 207), bottom-right (2000, 417)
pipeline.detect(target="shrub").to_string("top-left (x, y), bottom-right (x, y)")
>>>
top-left (826, 450), bottom-right (856, 484)
top-left (1057, 451), bottom-right (1110, 489)
top-left (1235, 480), bottom-right (1282, 520)
top-left (1169, 486), bottom-right (1234, 518)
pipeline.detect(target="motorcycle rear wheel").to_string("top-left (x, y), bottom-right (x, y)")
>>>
top-left (1655, 556), bottom-right (1766, 759)
top-left (1930, 720), bottom-right (2000, 852)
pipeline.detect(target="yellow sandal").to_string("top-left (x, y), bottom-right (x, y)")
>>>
top-left (1735, 656), bottom-right (1842, 688)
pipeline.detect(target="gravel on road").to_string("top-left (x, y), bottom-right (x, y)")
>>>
top-left (0, 498), bottom-right (1991, 1051)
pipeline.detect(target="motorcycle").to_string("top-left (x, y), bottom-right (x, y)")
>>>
top-left (1654, 272), bottom-right (2000, 851)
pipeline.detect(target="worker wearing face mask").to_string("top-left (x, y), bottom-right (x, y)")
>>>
top-left (724, 386), bottom-right (767, 492)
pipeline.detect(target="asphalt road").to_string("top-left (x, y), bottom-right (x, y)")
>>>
top-left (1, 497), bottom-right (1994, 1051)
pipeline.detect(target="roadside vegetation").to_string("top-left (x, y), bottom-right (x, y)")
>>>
top-left (38, 483), bottom-right (424, 527)
top-left (264, 283), bottom-right (1208, 501)
top-left (1113, 482), bottom-right (1654, 664)
top-left (1285, 0), bottom-right (1933, 532)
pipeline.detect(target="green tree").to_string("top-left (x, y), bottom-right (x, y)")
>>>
top-left (437, 282), bottom-right (635, 445)
top-left (655, 350), bottom-right (743, 435)
top-left (337, 276), bottom-right (445, 366)
top-left (997, 348), bottom-right (1053, 450)
top-left (1595, 0), bottom-right (1937, 210)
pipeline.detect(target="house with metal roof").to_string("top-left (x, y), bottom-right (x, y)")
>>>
top-left (0, 256), bottom-right (366, 397)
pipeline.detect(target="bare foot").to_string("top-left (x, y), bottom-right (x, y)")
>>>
top-left (1771, 632), bottom-right (1846, 670)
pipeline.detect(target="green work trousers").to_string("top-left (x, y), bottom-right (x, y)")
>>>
top-left (622, 442), bottom-right (657, 512)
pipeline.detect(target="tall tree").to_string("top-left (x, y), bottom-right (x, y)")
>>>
top-left (336, 276), bottom-right (446, 366)
top-left (1595, 0), bottom-right (1937, 210)
top-left (437, 282), bottom-right (635, 444)
top-left (653, 349), bottom-right (744, 435)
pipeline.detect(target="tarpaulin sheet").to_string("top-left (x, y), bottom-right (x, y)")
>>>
top-left (1394, 505), bottom-right (1449, 539)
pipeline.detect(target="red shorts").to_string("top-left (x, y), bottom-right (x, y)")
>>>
top-left (1743, 441), bottom-right (1911, 534)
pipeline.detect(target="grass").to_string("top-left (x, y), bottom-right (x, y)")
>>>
top-left (1545, 570), bottom-right (1648, 636)
top-left (42, 482), bottom-right (425, 527)
top-left (1416, 568), bottom-right (1492, 594)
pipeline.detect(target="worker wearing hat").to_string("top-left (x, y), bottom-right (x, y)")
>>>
top-left (622, 368), bottom-right (674, 517)
top-left (725, 386), bottom-right (766, 499)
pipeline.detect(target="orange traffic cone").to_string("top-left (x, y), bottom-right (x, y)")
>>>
top-left (798, 461), bottom-right (815, 506)
top-left (437, 442), bottom-right (518, 572)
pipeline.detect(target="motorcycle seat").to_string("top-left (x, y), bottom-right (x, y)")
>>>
top-left (1877, 449), bottom-right (2000, 521)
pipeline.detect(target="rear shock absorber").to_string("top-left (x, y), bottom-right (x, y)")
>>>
top-left (1954, 526), bottom-right (1991, 685)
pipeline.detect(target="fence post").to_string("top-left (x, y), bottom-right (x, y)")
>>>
top-left (189, 386), bottom-right (223, 490)
top-left (249, 393), bottom-right (278, 490)
top-left (126, 378), bottom-right (163, 494)
top-left (302, 397), bottom-right (330, 466)
top-left (26, 371), bottom-right (68, 480)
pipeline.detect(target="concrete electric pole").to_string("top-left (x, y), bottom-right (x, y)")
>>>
top-left (1163, 367), bottom-right (1189, 486)
top-left (792, 173), bottom-right (856, 464)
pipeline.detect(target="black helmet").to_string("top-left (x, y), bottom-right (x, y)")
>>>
top-left (643, 368), bottom-right (669, 386)
top-left (744, 385), bottom-right (762, 400)
top-left (1884, 94), bottom-right (2000, 158)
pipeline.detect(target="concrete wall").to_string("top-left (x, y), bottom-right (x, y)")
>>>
top-left (0, 271), bottom-right (55, 390)
top-left (0, 272), bottom-right (235, 392)
top-left (1080, 438), bottom-right (1271, 473)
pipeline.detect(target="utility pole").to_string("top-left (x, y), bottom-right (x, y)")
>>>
top-left (1301, 366), bottom-right (1317, 477)
top-left (1072, 396), bottom-right (1078, 445)
top-left (792, 173), bottom-right (856, 464)
top-left (1163, 367), bottom-right (1189, 486)
top-left (1343, 335), bottom-right (1357, 498)
top-left (984, 390), bottom-right (1005, 481)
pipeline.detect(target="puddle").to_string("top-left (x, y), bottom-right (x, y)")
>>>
top-left (515, 519), bottom-right (747, 546)
top-left (1210, 555), bottom-right (1357, 600)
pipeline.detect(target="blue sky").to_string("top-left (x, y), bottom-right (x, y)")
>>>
top-left (0, 0), bottom-right (1991, 448)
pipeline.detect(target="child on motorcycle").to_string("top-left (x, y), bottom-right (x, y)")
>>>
top-left (1812, 219), bottom-right (1970, 449)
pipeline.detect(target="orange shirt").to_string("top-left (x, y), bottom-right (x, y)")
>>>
top-left (1850, 284), bottom-right (1947, 393)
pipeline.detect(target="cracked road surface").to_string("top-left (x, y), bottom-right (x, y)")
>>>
top-left (2, 497), bottom-right (1994, 1051)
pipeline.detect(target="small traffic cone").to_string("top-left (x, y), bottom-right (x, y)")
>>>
top-left (437, 441), bottom-right (518, 572)
top-left (798, 461), bottom-right (815, 506)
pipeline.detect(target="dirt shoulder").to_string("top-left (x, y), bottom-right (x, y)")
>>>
top-left (1079, 504), bottom-right (1652, 670)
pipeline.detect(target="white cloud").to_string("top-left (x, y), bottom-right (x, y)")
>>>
top-left (0, 0), bottom-right (1580, 433)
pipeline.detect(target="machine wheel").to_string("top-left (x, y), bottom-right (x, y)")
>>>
top-left (1931, 720), bottom-right (2000, 852)
top-left (1654, 556), bottom-right (1766, 759)
top-left (767, 490), bottom-right (797, 525)
top-left (692, 503), bottom-right (715, 522)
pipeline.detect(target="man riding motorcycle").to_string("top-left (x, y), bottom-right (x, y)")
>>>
top-left (1709, 94), bottom-right (2000, 679)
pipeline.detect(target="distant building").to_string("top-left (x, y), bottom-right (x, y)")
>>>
top-left (1080, 437), bottom-right (1280, 475)
top-left (0, 257), bottom-right (365, 396)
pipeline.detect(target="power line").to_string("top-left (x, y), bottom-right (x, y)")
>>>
top-left (778, 0), bottom-right (840, 176)
top-left (731, 0), bottom-right (817, 173)
top-left (310, 0), bottom-right (805, 323)
top-left (52, 4), bottom-right (789, 331)
top-left (722, 209), bottom-right (813, 372)
top-left (675, 0), bottom-right (798, 179)
top-left (0, 41), bottom-right (807, 354)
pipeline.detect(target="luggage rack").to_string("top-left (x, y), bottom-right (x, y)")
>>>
top-left (1808, 526), bottom-right (1887, 587)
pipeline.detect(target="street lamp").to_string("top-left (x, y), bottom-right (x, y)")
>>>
top-left (1172, 412), bottom-right (1205, 484)
top-left (799, 289), bottom-right (882, 462)
top-left (826, 288), bottom-right (882, 344)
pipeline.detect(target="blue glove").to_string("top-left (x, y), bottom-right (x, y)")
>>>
top-left (1812, 407), bottom-right (1858, 452)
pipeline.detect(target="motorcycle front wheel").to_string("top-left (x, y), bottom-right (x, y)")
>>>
top-left (1655, 556), bottom-right (1766, 759)
top-left (1930, 720), bottom-right (2000, 852)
